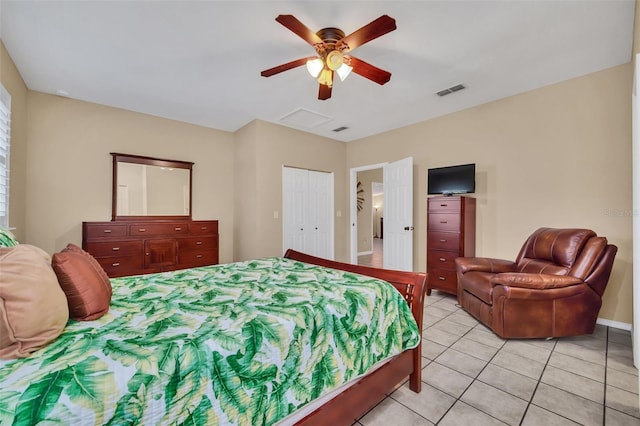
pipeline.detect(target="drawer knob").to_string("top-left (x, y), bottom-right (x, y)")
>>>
top-left (439, 239), bottom-right (447, 243)
top-left (438, 276), bottom-right (446, 281)
top-left (103, 229), bottom-right (112, 233)
top-left (112, 262), bottom-right (120, 267)
top-left (175, 227), bottom-right (182, 231)
top-left (201, 227), bottom-right (208, 230)
top-left (440, 221), bottom-right (448, 224)
top-left (196, 241), bottom-right (203, 245)
top-left (139, 228), bottom-right (146, 232)
top-left (439, 257), bottom-right (446, 262)
top-left (196, 254), bottom-right (203, 258)
top-left (440, 204), bottom-right (448, 207)
top-left (112, 247), bottom-right (120, 251)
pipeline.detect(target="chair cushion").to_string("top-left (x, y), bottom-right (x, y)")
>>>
top-left (517, 258), bottom-right (570, 275)
top-left (459, 271), bottom-right (494, 305)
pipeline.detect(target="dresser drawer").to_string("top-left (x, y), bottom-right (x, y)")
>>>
top-left (84, 223), bottom-right (128, 239)
top-left (178, 236), bottom-right (218, 251)
top-left (428, 197), bottom-right (461, 213)
top-left (190, 221), bottom-right (218, 235)
top-left (95, 256), bottom-right (143, 278)
top-left (427, 269), bottom-right (458, 294)
top-left (130, 223), bottom-right (189, 236)
top-left (178, 249), bottom-right (218, 267)
top-left (427, 250), bottom-right (459, 271)
top-left (428, 213), bottom-right (461, 232)
top-left (85, 241), bottom-right (142, 257)
top-left (427, 231), bottom-right (461, 251)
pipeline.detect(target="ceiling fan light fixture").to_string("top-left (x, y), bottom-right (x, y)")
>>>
top-left (336, 63), bottom-right (353, 82)
top-left (326, 50), bottom-right (344, 71)
top-left (317, 68), bottom-right (333, 87)
top-left (306, 57), bottom-right (323, 78)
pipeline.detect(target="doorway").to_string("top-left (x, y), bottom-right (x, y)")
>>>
top-left (355, 170), bottom-right (384, 268)
top-left (350, 157), bottom-right (414, 271)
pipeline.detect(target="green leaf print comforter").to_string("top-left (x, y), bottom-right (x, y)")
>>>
top-left (0, 257), bottom-right (420, 425)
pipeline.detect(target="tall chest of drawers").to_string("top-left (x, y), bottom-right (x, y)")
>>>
top-left (427, 196), bottom-right (476, 296)
top-left (82, 220), bottom-right (219, 278)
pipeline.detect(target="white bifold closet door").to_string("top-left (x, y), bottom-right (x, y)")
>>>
top-left (282, 166), bottom-right (334, 260)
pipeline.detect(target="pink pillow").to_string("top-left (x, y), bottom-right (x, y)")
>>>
top-left (0, 244), bottom-right (69, 359)
top-left (52, 244), bottom-right (112, 321)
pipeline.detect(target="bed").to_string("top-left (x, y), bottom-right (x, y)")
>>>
top-left (0, 248), bottom-right (427, 425)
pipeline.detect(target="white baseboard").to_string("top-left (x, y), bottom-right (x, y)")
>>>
top-left (357, 251), bottom-right (373, 256)
top-left (596, 318), bottom-right (632, 331)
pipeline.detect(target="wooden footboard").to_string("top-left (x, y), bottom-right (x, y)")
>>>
top-left (283, 250), bottom-right (428, 425)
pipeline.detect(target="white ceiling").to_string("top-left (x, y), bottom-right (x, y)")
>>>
top-left (1, 1), bottom-right (635, 142)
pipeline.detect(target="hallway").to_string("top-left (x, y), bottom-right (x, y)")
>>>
top-left (358, 237), bottom-right (383, 268)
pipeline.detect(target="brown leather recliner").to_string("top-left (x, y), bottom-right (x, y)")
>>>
top-left (454, 227), bottom-right (617, 338)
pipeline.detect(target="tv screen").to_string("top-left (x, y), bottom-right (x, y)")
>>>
top-left (427, 163), bottom-right (475, 195)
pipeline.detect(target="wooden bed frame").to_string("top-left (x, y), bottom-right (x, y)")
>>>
top-left (283, 250), bottom-right (428, 426)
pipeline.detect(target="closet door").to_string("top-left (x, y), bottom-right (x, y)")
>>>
top-left (307, 170), bottom-right (333, 260)
top-left (283, 167), bottom-right (308, 254)
top-left (282, 167), bottom-right (334, 259)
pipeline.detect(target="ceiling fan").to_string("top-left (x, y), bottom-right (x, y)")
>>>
top-left (260, 14), bottom-right (396, 100)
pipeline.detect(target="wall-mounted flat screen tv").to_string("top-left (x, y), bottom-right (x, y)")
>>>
top-left (427, 163), bottom-right (476, 195)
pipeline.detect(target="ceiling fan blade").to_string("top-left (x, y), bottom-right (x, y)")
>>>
top-left (318, 83), bottom-right (332, 100)
top-left (261, 57), bottom-right (313, 77)
top-left (276, 15), bottom-right (324, 47)
top-left (336, 15), bottom-right (396, 52)
top-left (346, 56), bottom-right (391, 85)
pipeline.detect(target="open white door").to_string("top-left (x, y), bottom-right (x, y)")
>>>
top-left (383, 157), bottom-right (414, 271)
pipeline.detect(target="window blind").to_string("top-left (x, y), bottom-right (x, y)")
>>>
top-left (0, 84), bottom-right (11, 228)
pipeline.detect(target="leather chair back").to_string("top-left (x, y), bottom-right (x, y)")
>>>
top-left (582, 244), bottom-right (618, 296)
top-left (514, 228), bottom-right (597, 276)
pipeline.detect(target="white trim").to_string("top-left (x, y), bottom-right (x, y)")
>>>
top-left (596, 318), bottom-right (632, 331)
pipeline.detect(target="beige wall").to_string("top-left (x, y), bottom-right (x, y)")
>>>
top-left (25, 92), bottom-right (236, 262)
top-left (0, 41), bottom-right (28, 241)
top-left (234, 120), bottom-right (347, 261)
top-left (348, 64), bottom-right (633, 324)
top-left (233, 120), bottom-right (259, 261)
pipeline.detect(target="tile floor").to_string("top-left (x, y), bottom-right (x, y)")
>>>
top-left (358, 237), bottom-right (383, 268)
top-left (356, 292), bottom-right (640, 425)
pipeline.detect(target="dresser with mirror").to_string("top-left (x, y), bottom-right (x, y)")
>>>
top-left (83, 153), bottom-right (219, 278)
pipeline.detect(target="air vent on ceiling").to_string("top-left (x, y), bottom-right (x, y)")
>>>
top-left (436, 84), bottom-right (466, 97)
top-left (332, 126), bottom-right (349, 132)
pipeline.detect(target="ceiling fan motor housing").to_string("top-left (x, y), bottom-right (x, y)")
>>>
top-left (315, 27), bottom-right (348, 70)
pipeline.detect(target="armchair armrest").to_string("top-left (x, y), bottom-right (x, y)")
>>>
top-left (491, 273), bottom-right (583, 290)
top-left (454, 257), bottom-right (516, 275)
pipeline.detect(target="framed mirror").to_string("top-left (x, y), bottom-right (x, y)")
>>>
top-left (111, 153), bottom-right (193, 220)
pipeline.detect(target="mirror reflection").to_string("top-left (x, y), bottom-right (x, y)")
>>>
top-left (117, 163), bottom-right (190, 216)
top-left (111, 152), bottom-right (193, 220)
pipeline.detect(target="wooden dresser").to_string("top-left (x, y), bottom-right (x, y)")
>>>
top-left (426, 196), bottom-right (476, 296)
top-left (83, 220), bottom-right (219, 278)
